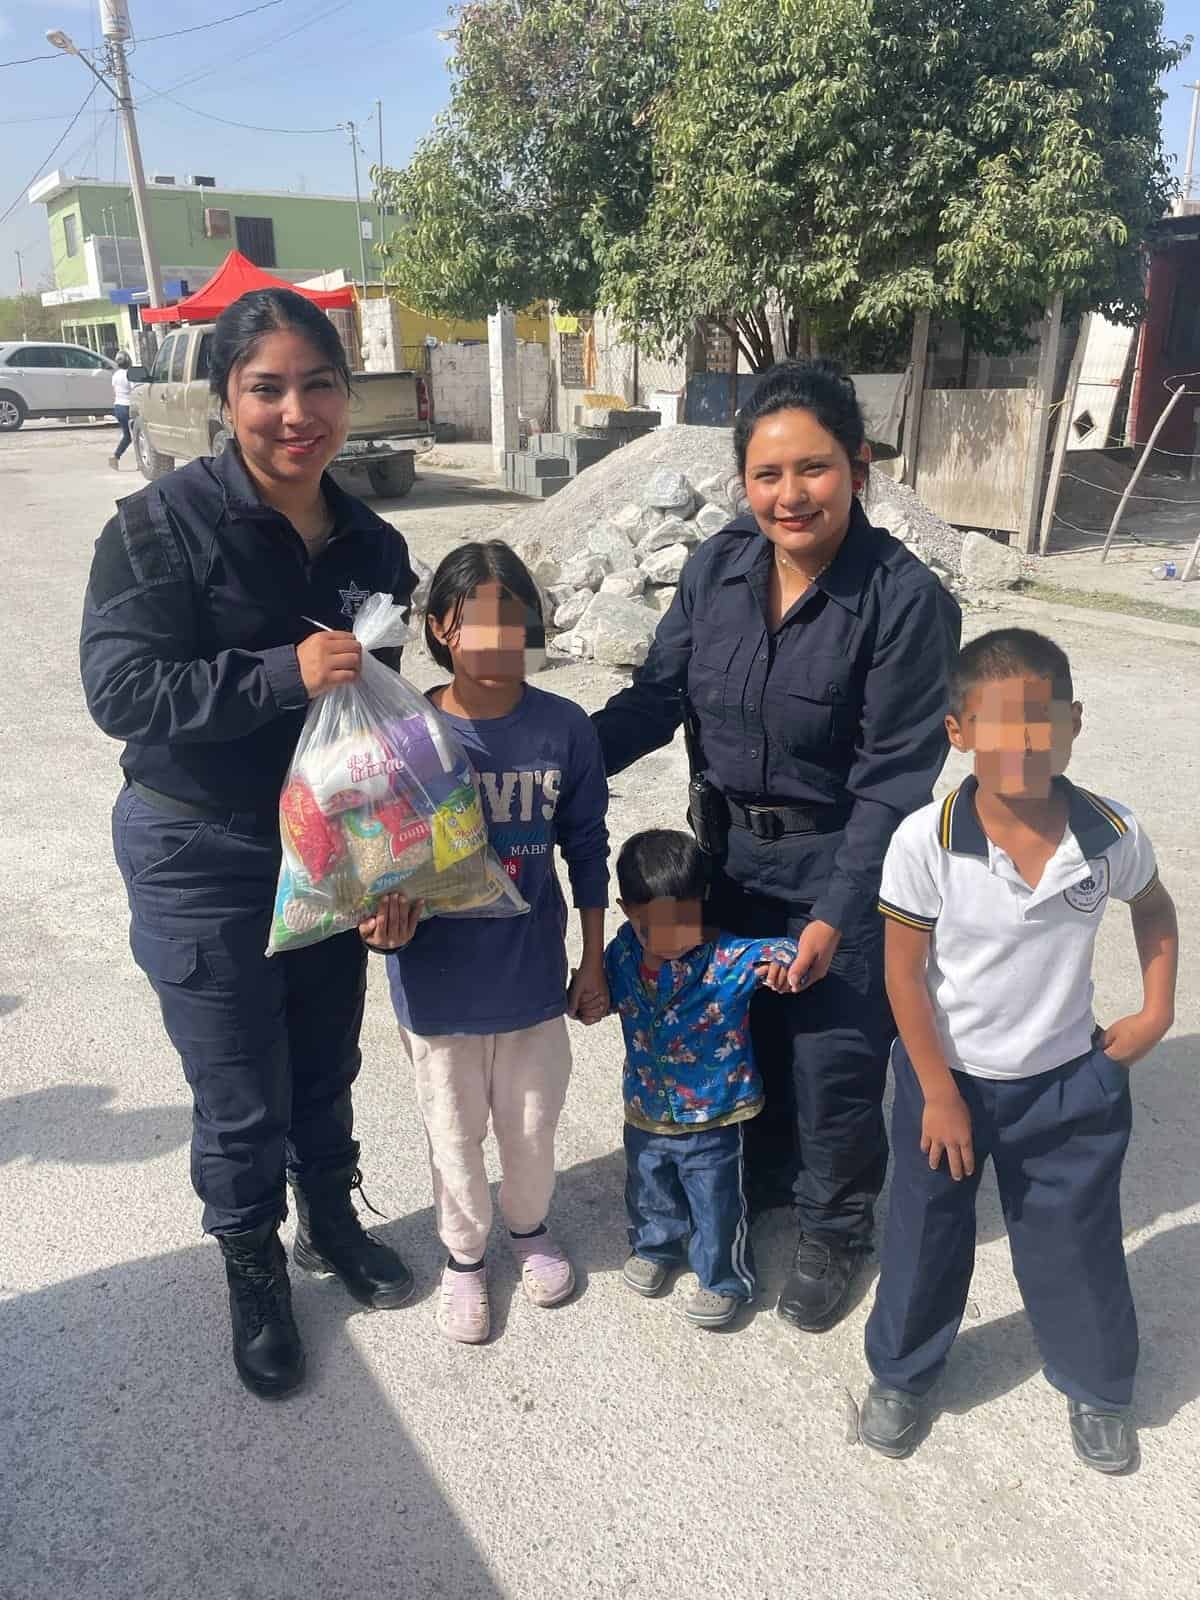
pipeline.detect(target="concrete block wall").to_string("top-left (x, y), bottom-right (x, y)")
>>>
top-left (430, 341), bottom-right (550, 441)
top-left (359, 297), bottom-right (405, 373)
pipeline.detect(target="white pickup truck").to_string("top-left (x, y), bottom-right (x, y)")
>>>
top-left (130, 321), bottom-right (434, 497)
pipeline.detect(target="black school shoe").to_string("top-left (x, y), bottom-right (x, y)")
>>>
top-left (218, 1220), bottom-right (305, 1400)
top-left (291, 1163), bottom-right (414, 1310)
top-left (859, 1382), bottom-right (923, 1458)
top-left (776, 1234), bottom-right (865, 1332)
top-left (1068, 1400), bottom-right (1137, 1474)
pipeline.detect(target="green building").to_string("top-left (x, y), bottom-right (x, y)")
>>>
top-left (30, 169), bottom-right (371, 356)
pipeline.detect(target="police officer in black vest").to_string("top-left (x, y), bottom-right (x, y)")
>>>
top-left (81, 289), bottom-right (417, 1399)
top-left (594, 361), bottom-right (961, 1333)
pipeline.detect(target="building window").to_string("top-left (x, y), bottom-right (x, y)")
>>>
top-left (63, 214), bottom-right (79, 257)
top-left (559, 333), bottom-right (586, 388)
top-left (235, 215), bottom-right (276, 268)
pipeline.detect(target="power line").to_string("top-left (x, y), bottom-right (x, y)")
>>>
top-left (130, 73), bottom-right (340, 135)
top-left (0, 51), bottom-right (63, 69)
top-left (132, 2), bottom-right (285, 45)
top-left (139, 0), bottom-right (351, 103)
top-left (0, 85), bottom-right (100, 228)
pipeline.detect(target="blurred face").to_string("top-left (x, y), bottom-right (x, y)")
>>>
top-left (948, 675), bottom-right (1081, 799)
top-left (620, 897), bottom-right (706, 963)
top-left (225, 329), bottom-right (349, 491)
top-left (434, 579), bottom-right (542, 685)
top-left (742, 408), bottom-right (868, 567)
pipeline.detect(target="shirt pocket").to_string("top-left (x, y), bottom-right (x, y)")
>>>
top-left (767, 655), bottom-right (856, 752)
top-left (687, 635), bottom-right (740, 726)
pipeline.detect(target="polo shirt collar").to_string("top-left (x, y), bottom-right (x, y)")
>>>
top-left (213, 441), bottom-right (378, 538)
top-left (719, 500), bottom-right (873, 615)
top-left (940, 774), bottom-right (1127, 860)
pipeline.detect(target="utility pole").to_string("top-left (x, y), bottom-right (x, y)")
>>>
top-left (1183, 81), bottom-right (1200, 214)
top-left (342, 120), bottom-right (370, 296)
top-left (15, 250), bottom-right (28, 337)
top-left (376, 98), bottom-right (385, 275)
top-left (46, 1), bottom-right (164, 308)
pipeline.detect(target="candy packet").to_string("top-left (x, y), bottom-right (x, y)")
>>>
top-left (267, 592), bottom-right (528, 955)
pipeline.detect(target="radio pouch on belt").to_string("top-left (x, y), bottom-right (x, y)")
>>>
top-left (680, 693), bottom-right (729, 859)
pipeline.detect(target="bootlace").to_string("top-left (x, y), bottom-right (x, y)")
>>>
top-left (792, 1235), bottom-right (832, 1277)
top-left (313, 1168), bottom-right (386, 1252)
top-left (347, 1167), bottom-right (386, 1220)
top-left (226, 1249), bottom-right (288, 1338)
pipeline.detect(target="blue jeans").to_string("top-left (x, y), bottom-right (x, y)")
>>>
top-left (866, 1040), bottom-right (1136, 1408)
top-left (112, 404), bottom-right (132, 459)
top-left (624, 1121), bottom-right (755, 1299)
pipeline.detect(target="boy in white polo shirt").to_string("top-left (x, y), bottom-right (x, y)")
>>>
top-left (860, 628), bottom-right (1178, 1473)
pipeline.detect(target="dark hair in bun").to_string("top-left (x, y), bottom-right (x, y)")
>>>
top-left (733, 358), bottom-right (867, 478)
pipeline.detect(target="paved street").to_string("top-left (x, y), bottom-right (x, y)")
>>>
top-left (1, 422), bottom-right (1197, 1600)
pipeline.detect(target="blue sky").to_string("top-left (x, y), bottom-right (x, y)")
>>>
top-left (0, 0), bottom-right (1195, 296)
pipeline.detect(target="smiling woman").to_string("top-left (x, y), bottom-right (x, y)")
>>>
top-left (79, 287), bottom-right (419, 1402)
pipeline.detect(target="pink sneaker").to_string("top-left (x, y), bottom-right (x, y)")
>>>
top-left (510, 1231), bottom-right (575, 1307)
top-left (437, 1263), bottom-right (490, 1344)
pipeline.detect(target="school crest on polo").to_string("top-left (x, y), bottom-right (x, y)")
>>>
top-left (1064, 859), bottom-right (1109, 914)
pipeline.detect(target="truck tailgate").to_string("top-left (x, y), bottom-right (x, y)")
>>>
top-left (348, 371), bottom-right (422, 439)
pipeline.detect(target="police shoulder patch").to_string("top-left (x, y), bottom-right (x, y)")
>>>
top-left (1063, 858), bottom-right (1109, 914)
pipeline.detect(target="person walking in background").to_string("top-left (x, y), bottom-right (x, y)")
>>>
top-left (81, 288), bottom-right (417, 1400)
top-left (594, 360), bottom-right (961, 1336)
top-left (108, 351), bottom-right (133, 471)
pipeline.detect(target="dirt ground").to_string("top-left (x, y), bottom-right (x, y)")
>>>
top-left (1, 420), bottom-right (1197, 1600)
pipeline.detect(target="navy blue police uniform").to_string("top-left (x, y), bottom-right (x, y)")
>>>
top-left (593, 500), bottom-right (961, 1250)
top-left (80, 444), bottom-right (416, 1236)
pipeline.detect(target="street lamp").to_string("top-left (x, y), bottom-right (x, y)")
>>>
top-left (45, 24), bottom-right (165, 309)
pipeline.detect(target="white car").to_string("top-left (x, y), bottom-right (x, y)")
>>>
top-left (0, 340), bottom-right (120, 431)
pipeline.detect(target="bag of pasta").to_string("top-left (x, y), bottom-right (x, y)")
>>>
top-left (267, 593), bottom-right (527, 955)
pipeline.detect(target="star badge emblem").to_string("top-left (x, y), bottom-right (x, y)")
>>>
top-left (339, 580), bottom-right (369, 620)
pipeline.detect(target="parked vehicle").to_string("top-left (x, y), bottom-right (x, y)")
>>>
top-left (0, 340), bottom-right (120, 430)
top-left (130, 322), bottom-right (434, 497)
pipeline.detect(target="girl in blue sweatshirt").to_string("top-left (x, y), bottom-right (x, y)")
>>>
top-left (362, 542), bottom-right (609, 1343)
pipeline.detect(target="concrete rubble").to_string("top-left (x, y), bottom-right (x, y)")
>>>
top-left (492, 425), bottom-right (1011, 667)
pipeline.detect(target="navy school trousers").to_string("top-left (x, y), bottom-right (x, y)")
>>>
top-left (866, 1039), bottom-right (1137, 1409)
top-left (113, 785), bottom-right (366, 1235)
top-left (624, 1121), bottom-right (755, 1300)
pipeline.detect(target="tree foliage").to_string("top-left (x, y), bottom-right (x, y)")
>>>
top-left (377, 0), bottom-right (1186, 366)
top-left (0, 294), bottom-right (62, 343)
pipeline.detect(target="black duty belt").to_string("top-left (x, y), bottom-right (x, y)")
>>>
top-left (726, 797), bottom-right (849, 840)
top-left (127, 777), bottom-right (278, 836)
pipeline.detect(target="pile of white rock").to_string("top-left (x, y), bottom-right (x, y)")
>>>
top-left (509, 463), bottom-right (1023, 669)
top-left (515, 467), bottom-right (748, 668)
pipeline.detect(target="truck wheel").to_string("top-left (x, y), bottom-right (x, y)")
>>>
top-left (367, 453), bottom-right (416, 499)
top-left (133, 420), bottom-right (174, 481)
top-left (0, 391), bottom-right (26, 431)
top-left (210, 425), bottom-right (232, 458)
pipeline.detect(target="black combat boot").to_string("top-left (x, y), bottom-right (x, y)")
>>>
top-left (218, 1219), bottom-right (305, 1400)
top-left (291, 1164), bottom-right (414, 1310)
top-left (776, 1234), bottom-right (865, 1332)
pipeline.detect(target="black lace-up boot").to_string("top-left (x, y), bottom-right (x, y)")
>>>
top-left (218, 1219), bottom-right (305, 1399)
top-left (291, 1164), bottom-right (414, 1310)
top-left (776, 1234), bottom-right (865, 1332)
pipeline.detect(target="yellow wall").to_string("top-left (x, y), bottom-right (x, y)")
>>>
top-left (361, 288), bottom-right (548, 346)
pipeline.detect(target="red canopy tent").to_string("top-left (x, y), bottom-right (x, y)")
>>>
top-left (141, 250), bottom-right (357, 324)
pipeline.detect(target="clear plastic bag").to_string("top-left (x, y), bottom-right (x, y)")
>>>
top-left (267, 593), bottom-right (528, 955)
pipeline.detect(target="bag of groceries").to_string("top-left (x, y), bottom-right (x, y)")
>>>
top-left (267, 592), bottom-right (527, 955)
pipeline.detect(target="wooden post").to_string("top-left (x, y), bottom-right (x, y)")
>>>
top-left (1037, 312), bottom-right (1090, 555)
top-left (901, 310), bottom-right (930, 487)
top-left (1017, 292), bottom-right (1065, 553)
top-left (1100, 380), bottom-right (1187, 561)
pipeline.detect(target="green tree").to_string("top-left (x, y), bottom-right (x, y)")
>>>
top-left (375, 0), bottom-right (676, 318)
top-left (0, 293), bottom-right (62, 343)
top-left (602, 0), bottom-right (1185, 367)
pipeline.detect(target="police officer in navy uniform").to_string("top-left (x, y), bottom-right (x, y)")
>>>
top-left (81, 289), bottom-right (417, 1399)
top-left (593, 361), bottom-right (961, 1333)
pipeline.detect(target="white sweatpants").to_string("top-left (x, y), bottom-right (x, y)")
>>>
top-left (399, 1016), bottom-right (573, 1263)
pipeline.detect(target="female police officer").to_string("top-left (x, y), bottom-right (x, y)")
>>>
top-left (594, 360), bottom-right (961, 1334)
top-left (81, 289), bottom-right (417, 1399)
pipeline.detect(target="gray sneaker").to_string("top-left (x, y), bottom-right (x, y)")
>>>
top-left (623, 1254), bottom-right (669, 1297)
top-left (684, 1288), bottom-right (739, 1328)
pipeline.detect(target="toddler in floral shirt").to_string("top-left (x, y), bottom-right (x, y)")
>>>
top-left (605, 830), bottom-right (797, 1328)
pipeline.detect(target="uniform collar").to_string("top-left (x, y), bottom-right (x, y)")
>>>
top-left (212, 441), bottom-right (380, 538)
top-left (719, 499), bottom-right (874, 615)
top-left (939, 775), bottom-right (1127, 860)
